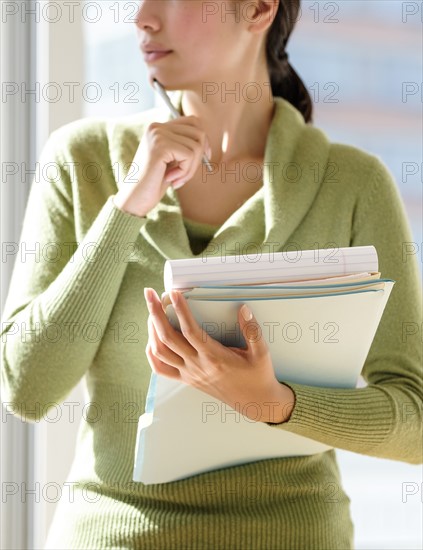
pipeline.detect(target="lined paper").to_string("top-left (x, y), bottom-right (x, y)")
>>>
top-left (164, 246), bottom-right (378, 291)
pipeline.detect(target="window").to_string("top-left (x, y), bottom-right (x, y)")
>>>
top-left (1, 2), bottom-right (421, 548)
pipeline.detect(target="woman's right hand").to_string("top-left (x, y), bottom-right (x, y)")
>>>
top-left (113, 116), bottom-right (212, 218)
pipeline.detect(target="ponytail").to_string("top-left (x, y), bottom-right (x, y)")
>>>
top-left (266, 0), bottom-right (313, 123)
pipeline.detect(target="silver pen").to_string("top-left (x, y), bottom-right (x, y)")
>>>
top-left (152, 78), bottom-right (213, 173)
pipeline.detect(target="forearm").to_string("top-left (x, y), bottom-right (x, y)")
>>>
top-left (264, 155), bottom-right (421, 465)
top-left (1, 196), bottom-right (146, 420)
top-left (267, 379), bottom-right (423, 464)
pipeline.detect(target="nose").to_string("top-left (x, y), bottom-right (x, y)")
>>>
top-left (135, 0), bottom-right (161, 32)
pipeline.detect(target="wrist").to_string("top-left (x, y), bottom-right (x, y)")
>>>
top-left (112, 193), bottom-right (148, 218)
top-left (260, 382), bottom-right (295, 424)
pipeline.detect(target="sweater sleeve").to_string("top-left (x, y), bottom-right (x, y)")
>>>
top-left (267, 156), bottom-right (423, 465)
top-left (1, 129), bottom-right (147, 422)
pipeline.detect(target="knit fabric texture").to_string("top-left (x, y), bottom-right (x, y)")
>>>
top-left (1, 91), bottom-right (422, 550)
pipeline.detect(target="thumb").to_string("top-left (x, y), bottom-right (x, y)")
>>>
top-left (238, 303), bottom-right (264, 355)
top-left (160, 291), bottom-right (171, 312)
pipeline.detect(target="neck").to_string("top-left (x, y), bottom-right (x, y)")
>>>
top-left (180, 81), bottom-right (275, 164)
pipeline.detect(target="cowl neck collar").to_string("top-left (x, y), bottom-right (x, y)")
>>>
top-left (114, 90), bottom-right (330, 260)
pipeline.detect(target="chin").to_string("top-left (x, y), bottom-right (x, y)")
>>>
top-left (147, 74), bottom-right (176, 90)
top-left (147, 72), bottom-right (203, 94)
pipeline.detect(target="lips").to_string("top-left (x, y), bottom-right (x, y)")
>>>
top-left (141, 42), bottom-right (173, 62)
top-left (141, 42), bottom-right (172, 53)
top-left (143, 51), bottom-right (172, 62)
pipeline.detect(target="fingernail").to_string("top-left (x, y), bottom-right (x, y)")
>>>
top-left (241, 304), bottom-right (252, 321)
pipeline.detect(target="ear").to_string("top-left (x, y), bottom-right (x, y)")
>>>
top-left (247, 0), bottom-right (280, 34)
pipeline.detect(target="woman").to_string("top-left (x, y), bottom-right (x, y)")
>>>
top-left (1, 1), bottom-right (421, 548)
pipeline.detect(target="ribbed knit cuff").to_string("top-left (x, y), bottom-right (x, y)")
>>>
top-left (266, 381), bottom-right (394, 455)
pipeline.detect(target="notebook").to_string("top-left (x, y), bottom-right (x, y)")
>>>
top-left (133, 246), bottom-right (395, 484)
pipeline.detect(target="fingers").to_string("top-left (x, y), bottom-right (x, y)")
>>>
top-left (169, 116), bottom-right (211, 156)
top-left (170, 116), bottom-right (211, 160)
top-left (237, 303), bottom-right (268, 359)
top-left (162, 134), bottom-right (204, 184)
top-left (146, 315), bottom-right (185, 369)
top-left (170, 116), bottom-right (212, 156)
top-left (145, 299), bottom-right (184, 379)
top-left (159, 126), bottom-right (210, 184)
top-left (161, 292), bottom-right (172, 309)
top-left (169, 290), bottom-right (211, 352)
top-left (144, 288), bottom-right (195, 359)
top-left (145, 343), bottom-right (182, 380)
top-left (154, 117), bottom-right (210, 184)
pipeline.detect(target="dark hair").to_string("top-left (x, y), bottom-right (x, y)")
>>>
top-left (266, 0), bottom-right (313, 123)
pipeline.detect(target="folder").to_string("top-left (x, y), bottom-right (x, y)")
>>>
top-left (133, 246), bottom-right (395, 484)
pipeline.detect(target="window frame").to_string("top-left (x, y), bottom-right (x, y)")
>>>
top-left (1, 2), bottom-right (84, 548)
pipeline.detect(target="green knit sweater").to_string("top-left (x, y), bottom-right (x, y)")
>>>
top-left (1, 91), bottom-right (422, 550)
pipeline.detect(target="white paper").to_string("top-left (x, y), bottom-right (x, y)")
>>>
top-left (163, 245), bottom-right (378, 291)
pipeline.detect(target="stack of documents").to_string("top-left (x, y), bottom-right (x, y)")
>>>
top-left (133, 246), bottom-right (395, 484)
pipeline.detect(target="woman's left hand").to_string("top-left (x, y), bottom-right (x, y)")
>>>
top-left (144, 287), bottom-right (295, 424)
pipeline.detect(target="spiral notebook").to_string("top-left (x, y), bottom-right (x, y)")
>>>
top-left (133, 246), bottom-right (395, 484)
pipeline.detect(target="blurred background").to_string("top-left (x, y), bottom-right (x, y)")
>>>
top-left (1, 1), bottom-right (422, 549)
